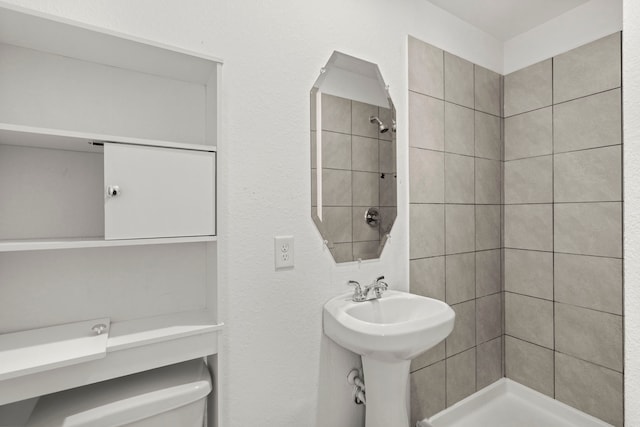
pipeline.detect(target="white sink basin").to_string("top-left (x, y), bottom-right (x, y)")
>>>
top-left (323, 290), bottom-right (455, 362)
top-left (323, 290), bottom-right (455, 427)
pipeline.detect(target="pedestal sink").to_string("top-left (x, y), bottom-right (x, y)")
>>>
top-left (323, 290), bottom-right (455, 427)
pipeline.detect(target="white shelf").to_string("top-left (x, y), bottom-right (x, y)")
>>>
top-left (0, 236), bottom-right (217, 252)
top-left (0, 318), bottom-right (110, 381)
top-left (0, 1), bottom-right (222, 84)
top-left (0, 123), bottom-right (217, 153)
top-left (0, 311), bottom-right (223, 404)
top-left (107, 311), bottom-right (224, 352)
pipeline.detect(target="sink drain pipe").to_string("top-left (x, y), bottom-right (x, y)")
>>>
top-left (347, 369), bottom-right (366, 405)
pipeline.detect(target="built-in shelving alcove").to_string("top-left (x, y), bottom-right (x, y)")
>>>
top-left (0, 3), bottom-right (223, 425)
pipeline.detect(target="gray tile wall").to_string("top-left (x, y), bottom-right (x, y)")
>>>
top-left (409, 32), bottom-right (623, 427)
top-left (503, 32), bottom-right (623, 427)
top-left (408, 35), bottom-right (503, 425)
top-left (312, 93), bottom-right (396, 262)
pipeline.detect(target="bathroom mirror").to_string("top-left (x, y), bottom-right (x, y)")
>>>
top-left (311, 51), bottom-right (397, 263)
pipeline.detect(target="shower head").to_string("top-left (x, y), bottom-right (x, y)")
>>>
top-left (369, 115), bottom-right (389, 133)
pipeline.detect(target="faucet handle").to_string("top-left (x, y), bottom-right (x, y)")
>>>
top-left (375, 275), bottom-right (385, 283)
top-left (348, 280), bottom-right (366, 301)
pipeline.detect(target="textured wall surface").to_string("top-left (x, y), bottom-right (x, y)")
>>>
top-left (0, 1), bottom-right (504, 426)
top-left (1, 0), bottom-right (635, 426)
top-left (407, 36), bottom-right (503, 425)
top-left (623, 0), bottom-right (640, 424)
top-left (504, 0), bottom-right (622, 74)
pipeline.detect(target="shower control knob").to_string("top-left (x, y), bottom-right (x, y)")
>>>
top-left (107, 185), bottom-right (120, 197)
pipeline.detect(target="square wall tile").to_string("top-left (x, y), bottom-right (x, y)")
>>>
top-left (475, 65), bottom-right (501, 116)
top-left (408, 36), bottom-right (444, 98)
top-left (555, 303), bottom-right (623, 372)
top-left (505, 336), bottom-right (554, 397)
top-left (351, 136), bottom-right (378, 172)
top-left (446, 204), bottom-right (475, 254)
top-left (412, 341), bottom-right (446, 373)
top-left (352, 100), bottom-right (379, 138)
top-left (555, 353), bottom-right (623, 427)
top-left (380, 174), bottom-right (397, 207)
top-left (330, 243), bottom-right (353, 262)
top-left (504, 156), bottom-right (552, 204)
top-left (554, 202), bottom-right (622, 257)
top-left (555, 253), bottom-right (622, 315)
top-left (321, 131), bottom-right (351, 170)
top-left (410, 204), bottom-right (445, 259)
top-left (476, 293), bottom-right (502, 344)
top-left (477, 337), bottom-right (502, 389)
top-left (378, 206), bottom-right (396, 236)
top-left (445, 253), bottom-right (475, 304)
top-left (445, 154), bottom-right (474, 204)
top-left (476, 249), bottom-right (501, 297)
top-left (352, 171), bottom-right (379, 206)
top-left (554, 145), bottom-right (622, 202)
top-left (322, 169), bottom-right (351, 206)
top-left (554, 32), bottom-right (621, 103)
top-left (554, 89), bottom-right (622, 153)
top-left (353, 241), bottom-right (379, 260)
top-left (444, 52), bottom-right (474, 108)
top-left (411, 361), bottom-right (446, 424)
top-left (504, 249), bottom-right (553, 300)
top-left (410, 92), bottom-right (444, 150)
top-left (322, 207), bottom-right (352, 243)
top-left (475, 112), bottom-right (502, 160)
top-left (504, 107), bottom-right (552, 160)
top-left (410, 256), bottom-right (445, 301)
top-left (505, 292), bottom-right (554, 349)
top-left (379, 139), bottom-right (396, 174)
top-left (409, 148), bottom-right (444, 203)
top-left (321, 93), bottom-right (351, 133)
top-left (475, 159), bottom-right (501, 204)
top-left (476, 205), bottom-right (501, 251)
top-left (445, 102), bottom-right (474, 156)
top-left (504, 204), bottom-right (552, 251)
top-left (446, 300), bottom-right (476, 356)
top-left (447, 348), bottom-right (477, 406)
top-left (352, 207), bottom-right (379, 242)
top-left (504, 59), bottom-right (552, 116)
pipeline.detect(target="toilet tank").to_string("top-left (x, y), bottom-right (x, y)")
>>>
top-left (26, 359), bottom-right (211, 427)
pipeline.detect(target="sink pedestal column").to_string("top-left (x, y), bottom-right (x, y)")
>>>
top-left (362, 357), bottom-right (411, 427)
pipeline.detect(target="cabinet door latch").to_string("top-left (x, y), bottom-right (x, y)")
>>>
top-left (106, 185), bottom-right (120, 197)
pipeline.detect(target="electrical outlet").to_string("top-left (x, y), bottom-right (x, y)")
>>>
top-left (275, 236), bottom-right (294, 270)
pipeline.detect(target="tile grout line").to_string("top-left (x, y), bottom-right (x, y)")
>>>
top-left (619, 32), bottom-right (626, 426)
top-left (504, 333), bottom-right (624, 375)
top-left (502, 86), bottom-right (621, 120)
top-left (442, 48), bottom-right (448, 409)
top-left (551, 55), bottom-right (556, 400)
top-left (473, 63), bottom-right (478, 396)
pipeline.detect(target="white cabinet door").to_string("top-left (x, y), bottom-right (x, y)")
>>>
top-left (104, 143), bottom-right (215, 240)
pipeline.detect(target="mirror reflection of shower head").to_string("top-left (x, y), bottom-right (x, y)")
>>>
top-left (369, 115), bottom-right (389, 133)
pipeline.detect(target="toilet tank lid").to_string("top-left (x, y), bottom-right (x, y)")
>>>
top-left (26, 359), bottom-right (212, 427)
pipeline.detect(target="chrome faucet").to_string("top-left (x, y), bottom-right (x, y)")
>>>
top-left (348, 276), bottom-right (388, 302)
